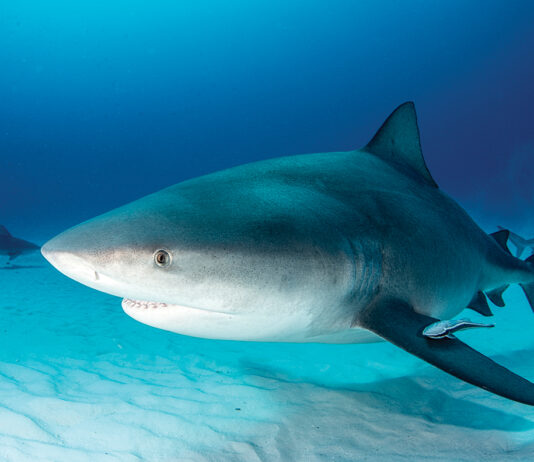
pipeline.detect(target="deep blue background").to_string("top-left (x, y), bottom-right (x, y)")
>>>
top-left (1, 1), bottom-right (533, 242)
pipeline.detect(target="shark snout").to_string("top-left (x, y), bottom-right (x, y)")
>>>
top-left (42, 237), bottom-right (101, 284)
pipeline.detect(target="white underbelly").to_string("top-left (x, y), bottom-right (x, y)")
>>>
top-left (122, 299), bottom-right (381, 344)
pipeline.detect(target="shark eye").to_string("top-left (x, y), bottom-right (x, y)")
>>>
top-left (154, 249), bottom-right (172, 267)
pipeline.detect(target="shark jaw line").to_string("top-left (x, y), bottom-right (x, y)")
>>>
top-left (121, 298), bottom-right (235, 315)
top-left (121, 298), bottom-right (168, 310)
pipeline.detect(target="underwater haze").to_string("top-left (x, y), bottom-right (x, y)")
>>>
top-left (1, 1), bottom-right (534, 461)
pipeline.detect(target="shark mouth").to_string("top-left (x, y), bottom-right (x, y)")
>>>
top-left (122, 298), bottom-right (168, 310)
top-left (121, 298), bottom-right (236, 316)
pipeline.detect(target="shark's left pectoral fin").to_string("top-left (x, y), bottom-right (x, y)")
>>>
top-left (356, 299), bottom-right (534, 405)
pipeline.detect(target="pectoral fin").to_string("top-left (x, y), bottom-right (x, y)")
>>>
top-left (356, 299), bottom-right (534, 405)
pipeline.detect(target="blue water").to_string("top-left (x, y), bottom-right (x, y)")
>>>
top-left (1, 1), bottom-right (534, 460)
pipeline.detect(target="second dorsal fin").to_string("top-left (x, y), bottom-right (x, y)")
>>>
top-left (363, 102), bottom-right (438, 188)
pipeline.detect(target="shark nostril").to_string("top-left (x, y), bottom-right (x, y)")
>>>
top-left (94, 271), bottom-right (100, 281)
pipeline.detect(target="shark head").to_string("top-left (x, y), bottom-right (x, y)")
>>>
top-left (42, 177), bottom-right (356, 341)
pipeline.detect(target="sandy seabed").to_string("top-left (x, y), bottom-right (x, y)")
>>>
top-left (0, 252), bottom-right (533, 462)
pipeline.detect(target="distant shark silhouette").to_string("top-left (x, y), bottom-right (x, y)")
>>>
top-left (0, 225), bottom-right (39, 260)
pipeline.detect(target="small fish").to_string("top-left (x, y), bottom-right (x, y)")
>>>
top-left (423, 319), bottom-right (495, 340)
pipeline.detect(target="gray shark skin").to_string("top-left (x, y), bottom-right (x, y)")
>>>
top-left (42, 102), bottom-right (534, 405)
top-left (0, 225), bottom-right (39, 260)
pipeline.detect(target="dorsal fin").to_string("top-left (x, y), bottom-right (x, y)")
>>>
top-left (0, 225), bottom-right (11, 237)
top-left (363, 102), bottom-right (438, 188)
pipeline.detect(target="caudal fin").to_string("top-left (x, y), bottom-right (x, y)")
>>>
top-left (487, 228), bottom-right (534, 313)
top-left (520, 254), bottom-right (534, 313)
top-left (498, 226), bottom-right (534, 258)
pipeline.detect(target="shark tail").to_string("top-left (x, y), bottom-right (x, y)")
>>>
top-left (477, 229), bottom-right (534, 315)
top-left (498, 226), bottom-right (534, 259)
top-left (520, 254), bottom-right (534, 313)
top-left (494, 228), bottom-right (534, 313)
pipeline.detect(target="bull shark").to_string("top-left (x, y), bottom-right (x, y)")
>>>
top-left (0, 225), bottom-right (39, 260)
top-left (41, 102), bottom-right (534, 405)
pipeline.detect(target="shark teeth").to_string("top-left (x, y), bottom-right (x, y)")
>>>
top-left (122, 299), bottom-right (168, 310)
